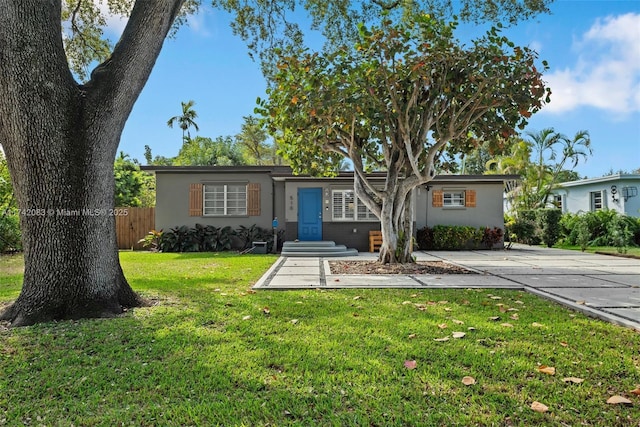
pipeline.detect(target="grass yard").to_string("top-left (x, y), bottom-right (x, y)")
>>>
top-left (1, 252), bottom-right (639, 426)
top-left (555, 244), bottom-right (640, 259)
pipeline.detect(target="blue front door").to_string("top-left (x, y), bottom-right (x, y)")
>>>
top-left (298, 188), bottom-right (323, 241)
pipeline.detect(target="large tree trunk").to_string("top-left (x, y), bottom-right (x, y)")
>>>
top-left (378, 190), bottom-right (414, 264)
top-left (0, 0), bottom-right (184, 326)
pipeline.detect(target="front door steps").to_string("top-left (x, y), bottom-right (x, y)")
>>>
top-left (281, 241), bottom-right (358, 257)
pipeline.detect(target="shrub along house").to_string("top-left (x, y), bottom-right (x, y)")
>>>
top-left (142, 165), bottom-right (517, 253)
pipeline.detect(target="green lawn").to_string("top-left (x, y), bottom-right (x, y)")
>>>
top-left (555, 244), bottom-right (640, 258)
top-left (1, 252), bottom-right (639, 426)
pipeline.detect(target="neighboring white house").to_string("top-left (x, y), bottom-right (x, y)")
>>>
top-left (549, 174), bottom-right (640, 217)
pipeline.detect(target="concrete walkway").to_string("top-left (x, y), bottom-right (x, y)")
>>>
top-left (253, 244), bottom-right (640, 331)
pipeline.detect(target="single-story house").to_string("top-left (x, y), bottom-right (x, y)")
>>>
top-left (548, 174), bottom-right (640, 218)
top-left (142, 165), bottom-right (517, 252)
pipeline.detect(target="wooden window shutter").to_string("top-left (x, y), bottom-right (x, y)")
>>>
top-left (432, 190), bottom-right (443, 207)
top-left (465, 190), bottom-right (477, 207)
top-left (247, 182), bottom-right (261, 216)
top-left (189, 183), bottom-right (203, 216)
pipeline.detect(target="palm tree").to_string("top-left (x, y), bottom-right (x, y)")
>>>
top-left (525, 128), bottom-right (562, 200)
top-left (167, 100), bottom-right (199, 144)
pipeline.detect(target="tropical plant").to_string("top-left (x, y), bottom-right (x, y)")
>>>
top-left (138, 229), bottom-right (163, 251)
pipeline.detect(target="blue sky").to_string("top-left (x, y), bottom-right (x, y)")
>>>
top-left (111, 0), bottom-right (640, 178)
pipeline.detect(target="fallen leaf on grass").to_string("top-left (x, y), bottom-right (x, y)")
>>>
top-left (509, 314), bottom-right (519, 320)
top-left (242, 315), bottom-right (252, 321)
top-left (434, 337), bottom-right (450, 342)
top-left (559, 341), bottom-right (568, 347)
top-left (562, 377), bottom-right (584, 384)
top-left (462, 376), bottom-right (476, 386)
top-left (262, 307), bottom-right (271, 315)
top-left (531, 401), bottom-right (549, 413)
top-left (452, 319), bottom-right (464, 325)
top-left (531, 322), bottom-right (544, 327)
top-left (630, 387), bottom-right (640, 396)
top-left (501, 323), bottom-right (514, 328)
top-left (438, 323), bottom-right (448, 329)
top-left (607, 395), bottom-right (632, 405)
top-left (488, 316), bottom-right (501, 321)
top-left (404, 360), bottom-right (417, 370)
top-left (290, 319), bottom-right (299, 324)
top-left (402, 301), bottom-right (412, 305)
top-left (408, 333), bottom-right (417, 339)
top-left (353, 295), bottom-right (362, 300)
top-left (490, 296), bottom-right (502, 300)
top-left (538, 365), bottom-right (556, 375)
top-left (452, 332), bottom-right (466, 339)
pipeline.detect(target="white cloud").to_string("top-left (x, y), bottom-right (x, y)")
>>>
top-left (541, 13), bottom-right (640, 116)
top-left (94, 1), bottom-right (128, 39)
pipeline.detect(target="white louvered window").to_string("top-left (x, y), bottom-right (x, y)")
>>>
top-left (203, 184), bottom-right (247, 216)
top-left (332, 190), bottom-right (376, 221)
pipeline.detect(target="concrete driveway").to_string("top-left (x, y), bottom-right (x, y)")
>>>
top-left (253, 244), bottom-right (640, 331)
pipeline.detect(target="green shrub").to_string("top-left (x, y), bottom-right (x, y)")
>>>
top-left (574, 216), bottom-right (591, 252)
top-left (507, 214), bottom-right (538, 245)
top-left (432, 225), bottom-right (479, 250)
top-left (608, 214), bottom-right (633, 253)
top-left (536, 209), bottom-right (562, 248)
top-left (558, 210), bottom-right (639, 250)
top-left (0, 213), bottom-right (22, 253)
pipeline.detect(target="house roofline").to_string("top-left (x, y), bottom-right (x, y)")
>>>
top-left (558, 174), bottom-right (640, 187)
top-left (140, 165), bottom-right (518, 183)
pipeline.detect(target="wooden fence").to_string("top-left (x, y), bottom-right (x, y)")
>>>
top-left (115, 207), bottom-right (155, 250)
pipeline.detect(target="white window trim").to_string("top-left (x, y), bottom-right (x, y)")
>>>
top-left (443, 189), bottom-right (466, 208)
top-left (590, 190), bottom-right (603, 211)
top-left (332, 189), bottom-right (377, 221)
top-left (203, 183), bottom-right (247, 216)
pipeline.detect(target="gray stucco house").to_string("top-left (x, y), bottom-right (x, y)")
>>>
top-left (142, 165), bottom-right (516, 252)
top-left (548, 174), bottom-right (640, 218)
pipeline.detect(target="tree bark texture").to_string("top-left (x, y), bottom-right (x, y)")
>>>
top-left (0, 0), bottom-right (184, 326)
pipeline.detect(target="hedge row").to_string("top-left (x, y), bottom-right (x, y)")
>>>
top-left (416, 225), bottom-right (504, 251)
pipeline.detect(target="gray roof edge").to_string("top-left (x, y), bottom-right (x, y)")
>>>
top-left (140, 165), bottom-right (518, 182)
top-left (558, 174), bottom-right (640, 187)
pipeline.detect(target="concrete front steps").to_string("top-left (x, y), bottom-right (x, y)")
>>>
top-left (281, 240), bottom-right (358, 257)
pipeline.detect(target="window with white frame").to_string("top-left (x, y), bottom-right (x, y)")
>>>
top-left (332, 189), bottom-right (376, 221)
top-left (553, 194), bottom-right (563, 210)
top-left (203, 183), bottom-right (247, 215)
top-left (443, 190), bottom-right (465, 207)
top-left (590, 190), bottom-right (603, 211)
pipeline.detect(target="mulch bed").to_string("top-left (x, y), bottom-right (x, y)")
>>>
top-left (329, 260), bottom-right (476, 275)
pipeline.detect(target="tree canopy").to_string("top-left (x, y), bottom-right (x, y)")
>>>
top-left (258, 14), bottom-right (549, 262)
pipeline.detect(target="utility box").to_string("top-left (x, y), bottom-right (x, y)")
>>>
top-left (252, 241), bottom-right (267, 254)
